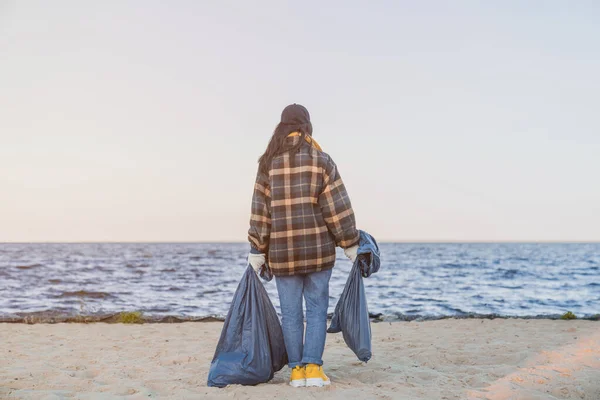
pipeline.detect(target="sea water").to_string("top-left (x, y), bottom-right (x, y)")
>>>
top-left (1, 243), bottom-right (598, 320)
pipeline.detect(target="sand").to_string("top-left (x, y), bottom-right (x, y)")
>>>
top-left (1, 319), bottom-right (599, 400)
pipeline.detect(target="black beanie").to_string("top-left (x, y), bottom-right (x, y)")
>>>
top-left (280, 104), bottom-right (312, 136)
top-left (281, 104), bottom-right (311, 125)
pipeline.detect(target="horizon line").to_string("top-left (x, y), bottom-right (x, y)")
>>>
top-left (1, 240), bottom-right (600, 244)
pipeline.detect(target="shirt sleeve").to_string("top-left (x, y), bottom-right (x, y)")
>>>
top-left (318, 156), bottom-right (360, 249)
top-left (248, 170), bottom-right (271, 254)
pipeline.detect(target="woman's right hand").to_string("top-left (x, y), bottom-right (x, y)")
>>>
top-left (344, 245), bottom-right (359, 263)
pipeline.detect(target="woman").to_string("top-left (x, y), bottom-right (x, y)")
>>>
top-left (247, 104), bottom-right (360, 388)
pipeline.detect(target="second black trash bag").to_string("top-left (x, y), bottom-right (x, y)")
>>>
top-left (207, 265), bottom-right (287, 387)
top-left (327, 259), bottom-right (372, 362)
top-left (327, 230), bottom-right (381, 362)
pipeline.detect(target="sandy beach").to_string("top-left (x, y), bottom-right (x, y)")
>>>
top-left (1, 319), bottom-right (599, 400)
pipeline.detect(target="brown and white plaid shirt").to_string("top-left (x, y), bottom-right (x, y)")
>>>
top-left (248, 136), bottom-right (359, 276)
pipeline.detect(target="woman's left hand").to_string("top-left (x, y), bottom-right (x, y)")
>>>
top-left (247, 253), bottom-right (266, 274)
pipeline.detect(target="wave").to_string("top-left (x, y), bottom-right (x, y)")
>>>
top-left (56, 291), bottom-right (113, 299)
top-left (16, 264), bottom-right (44, 270)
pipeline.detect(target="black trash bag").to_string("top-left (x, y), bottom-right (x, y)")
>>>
top-left (357, 233), bottom-right (380, 278)
top-left (327, 231), bottom-right (380, 362)
top-left (207, 265), bottom-right (287, 387)
top-left (327, 258), bottom-right (372, 362)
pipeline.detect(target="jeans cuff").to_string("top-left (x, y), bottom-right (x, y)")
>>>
top-left (301, 357), bottom-right (323, 366)
top-left (288, 361), bottom-right (303, 369)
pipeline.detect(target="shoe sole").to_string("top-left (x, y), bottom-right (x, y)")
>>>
top-left (289, 379), bottom-right (306, 388)
top-left (306, 378), bottom-right (331, 387)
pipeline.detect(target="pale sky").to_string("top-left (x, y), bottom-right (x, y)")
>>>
top-left (1, 1), bottom-right (599, 242)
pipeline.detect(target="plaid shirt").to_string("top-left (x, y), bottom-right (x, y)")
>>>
top-left (248, 136), bottom-right (359, 276)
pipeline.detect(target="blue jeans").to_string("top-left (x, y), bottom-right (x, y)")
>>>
top-left (275, 268), bottom-right (333, 368)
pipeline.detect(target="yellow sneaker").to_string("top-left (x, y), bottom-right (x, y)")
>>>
top-left (289, 365), bottom-right (306, 387)
top-left (305, 364), bottom-right (331, 387)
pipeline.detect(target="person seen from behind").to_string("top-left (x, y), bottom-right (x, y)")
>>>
top-left (247, 104), bottom-right (360, 388)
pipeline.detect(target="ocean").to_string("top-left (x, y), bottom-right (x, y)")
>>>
top-left (1, 243), bottom-right (599, 321)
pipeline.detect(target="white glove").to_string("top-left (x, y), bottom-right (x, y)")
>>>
top-left (344, 245), bottom-right (359, 262)
top-left (247, 252), bottom-right (266, 274)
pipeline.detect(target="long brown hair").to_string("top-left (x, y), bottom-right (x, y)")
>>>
top-left (258, 122), bottom-right (313, 175)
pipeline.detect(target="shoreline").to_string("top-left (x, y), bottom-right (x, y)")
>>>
top-left (2, 310), bottom-right (599, 324)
